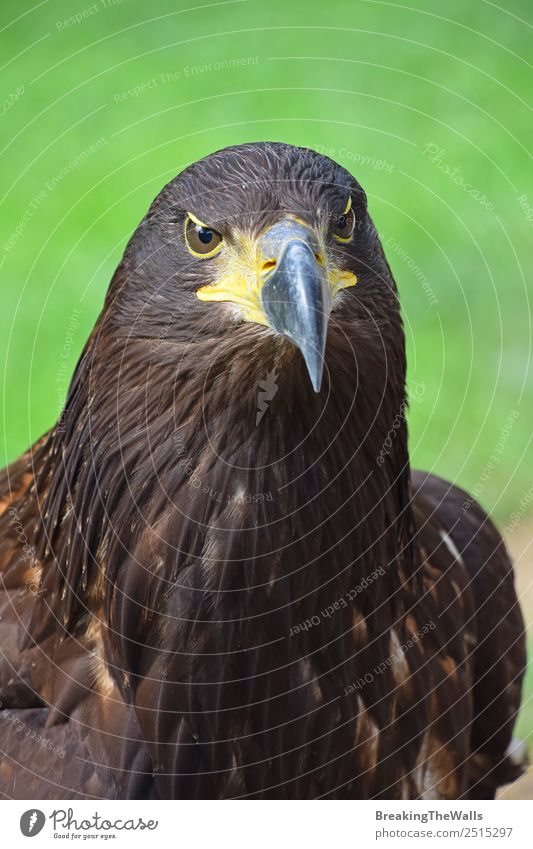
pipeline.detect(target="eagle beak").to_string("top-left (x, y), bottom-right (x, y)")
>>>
top-left (258, 220), bottom-right (331, 393)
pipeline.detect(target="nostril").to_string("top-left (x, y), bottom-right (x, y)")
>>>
top-left (314, 252), bottom-right (324, 266)
top-left (262, 259), bottom-right (277, 272)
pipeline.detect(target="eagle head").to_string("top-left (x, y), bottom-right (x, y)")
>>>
top-left (107, 141), bottom-right (401, 396)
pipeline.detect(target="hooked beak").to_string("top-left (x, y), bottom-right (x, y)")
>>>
top-left (258, 220), bottom-right (331, 393)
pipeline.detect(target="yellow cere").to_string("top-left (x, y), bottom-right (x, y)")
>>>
top-left (195, 217), bottom-right (357, 325)
top-left (196, 231), bottom-right (270, 325)
top-left (329, 267), bottom-right (357, 297)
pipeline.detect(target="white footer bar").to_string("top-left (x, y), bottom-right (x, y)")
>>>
top-left (3, 799), bottom-right (531, 848)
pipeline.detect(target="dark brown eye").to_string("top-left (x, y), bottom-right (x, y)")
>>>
top-left (334, 206), bottom-right (355, 242)
top-left (185, 215), bottom-right (223, 256)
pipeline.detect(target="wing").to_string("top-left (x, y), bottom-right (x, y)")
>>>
top-left (412, 470), bottom-right (527, 797)
top-left (0, 441), bottom-right (153, 799)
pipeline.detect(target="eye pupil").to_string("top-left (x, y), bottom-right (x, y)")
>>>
top-left (338, 215), bottom-right (346, 229)
top-left (198, 226), bottom-right (213, 244)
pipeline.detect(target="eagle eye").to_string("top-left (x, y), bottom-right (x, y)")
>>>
top-left (185, 214), bottom-right (223, 257)
top-left (334, 204), bottom-right (355, 243)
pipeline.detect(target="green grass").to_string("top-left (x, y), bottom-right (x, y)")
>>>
top-left (0, 0), bottom-right (532, 746)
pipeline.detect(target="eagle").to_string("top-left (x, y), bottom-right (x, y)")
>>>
top-left (0, 142), bottom-right (526, 800)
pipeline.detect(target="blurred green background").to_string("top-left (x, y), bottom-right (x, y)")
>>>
top-left (0, 1), bottom-right (532, 753)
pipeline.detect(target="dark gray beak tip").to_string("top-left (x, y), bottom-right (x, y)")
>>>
top-left (301, 343), bottom-right (326, 393)
top-left (311, 372), bottom-right (324, 394)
